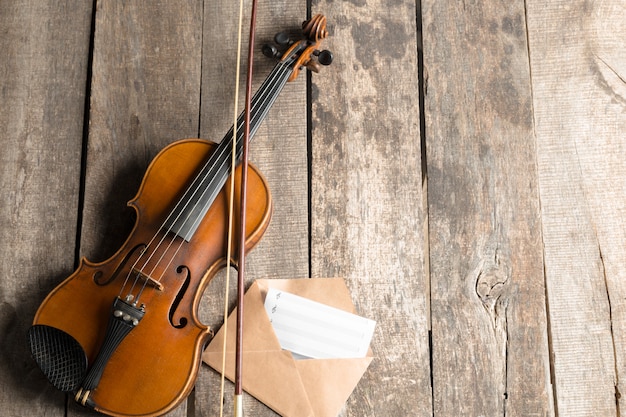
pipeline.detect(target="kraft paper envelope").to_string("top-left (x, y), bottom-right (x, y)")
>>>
top-left (202, 278), bottom-right (374, 417)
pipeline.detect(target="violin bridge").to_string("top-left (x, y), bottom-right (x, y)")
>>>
top-left (132, 268), bottom-right (164, 291)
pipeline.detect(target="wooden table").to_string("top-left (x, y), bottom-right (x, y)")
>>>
top-left (1, 0), bottom-right (624, 416)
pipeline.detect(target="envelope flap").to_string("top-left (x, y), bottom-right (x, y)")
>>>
top-left (204, 280), bottom-right (280, 354)
top-left (204, 349), bottom-right (314, 417)
top-left (295, 357), bottom-right (374, 417)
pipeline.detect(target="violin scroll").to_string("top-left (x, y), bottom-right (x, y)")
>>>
top-left (262, 14), bottom-right (333, 82)
top-left (302, 14), bottom-right (328, 43)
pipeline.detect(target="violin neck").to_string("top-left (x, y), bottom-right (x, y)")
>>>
top-left (165, 59), bottom-right (295, 241)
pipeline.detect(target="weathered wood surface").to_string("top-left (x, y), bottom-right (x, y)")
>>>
top-left (1, 0), bottom-right (626, 416)
top-left (310, 0), bottom-right (431, 416)
top-left (526, 0), bottom-right (626, 415)
top-left (422, 0), bottom-right (552, 415)
top-left (0, 1), bottom-right (93, 416)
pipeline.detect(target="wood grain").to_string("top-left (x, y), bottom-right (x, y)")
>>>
top-left (422, 0), bottom-right (552, 415)
top-left (526, 0), bottom-right (626, 414)
top-left (0, 1), bottom-right (93, 416)
top-left (81, 0), bottom-right (204, 263)
top-left (310, 1), bottom-right (432, 415)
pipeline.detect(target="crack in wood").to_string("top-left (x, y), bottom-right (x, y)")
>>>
top-left (542, 250), bottom-right (560, 417)
top-left (598, 244), bottom-right (622, 417)
top-left (592, 53), bottom-right (626, 107)
top-left (595, 54), bottom-right (626, 86)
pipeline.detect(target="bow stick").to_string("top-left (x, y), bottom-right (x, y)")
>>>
top-left (219, 0), bottom-right (260, 416)
top-left (233, 0), bottom-right (260, 414)
top-left (218, 2), bottom-right (255, 416)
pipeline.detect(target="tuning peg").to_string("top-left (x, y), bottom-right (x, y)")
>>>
top-left (314, 50), bottom-right (333, 66)
top-left (262, 43), bottom-right (281, 59)
top-left (274, 32), bottom-right (291, 47)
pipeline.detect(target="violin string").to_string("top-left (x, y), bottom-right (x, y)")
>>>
top-left (127, 62), bottom-right (292, 301)
top-left (126, 51), bottom-right (295, 281)
top-left (121, 60), bottom-right (294, 303)
top-left (130, 63), bottom-right (290, 302)
top-left (122, 0), bottom-right (294, 304)
top-left (116, 67), bottom-right (272, 299)
top-left (134, 70), bottom-right (293, 303)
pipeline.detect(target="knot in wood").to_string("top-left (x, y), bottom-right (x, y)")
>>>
top-left (474, 255), bottom-right (510, 308)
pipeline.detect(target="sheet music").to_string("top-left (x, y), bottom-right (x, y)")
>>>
top-left (264, 287), bottom-right (376, 359)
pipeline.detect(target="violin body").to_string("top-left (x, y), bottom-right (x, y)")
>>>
top-left (31, 139), bottom-right (271, 416)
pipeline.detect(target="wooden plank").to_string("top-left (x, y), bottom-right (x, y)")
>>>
top-left (526, 0), bottom-right (626, 414)
top-left (73, 1), bottom-right (203, 416)
top-left (310, 1), bottom-right (432, 415)
top-left (80, 0), bottom-right (204, 262)
top-left (422, 1), bottom-right (553, 415)
top-left (0, 0), bottom-right (93, 415)
top-left (194, 2), bottom-right (308, 415)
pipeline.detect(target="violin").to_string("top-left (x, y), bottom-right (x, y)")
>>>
top-left (28, 15), bottom-right (331, 417)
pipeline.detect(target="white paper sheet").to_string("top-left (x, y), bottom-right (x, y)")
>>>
top-left (264, 287), bottom-right (376, 359)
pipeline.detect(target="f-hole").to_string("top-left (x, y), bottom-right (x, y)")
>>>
top-left (169, 265), bottom-right (190, 329)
